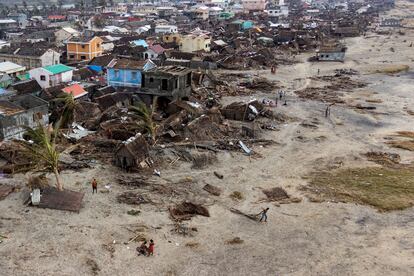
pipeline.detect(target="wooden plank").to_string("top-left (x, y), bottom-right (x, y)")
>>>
top-left (37, 188), bottom-right (84, 213)
top-left (0, 184), bottom-right (15, 200)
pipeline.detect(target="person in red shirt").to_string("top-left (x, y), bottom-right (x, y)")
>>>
top-left (148, 239), bottom-right (155, 256)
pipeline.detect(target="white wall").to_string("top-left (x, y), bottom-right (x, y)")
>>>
top-left (40, 50), bottom-right (61, 67)
top-left (29, 68), bottom-right (51, 89)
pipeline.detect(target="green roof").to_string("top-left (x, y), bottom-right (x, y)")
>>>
top-left (44, 64), bottom-right (72, 75)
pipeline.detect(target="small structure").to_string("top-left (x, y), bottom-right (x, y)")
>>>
top-left (141, 66), bottom-right (192, 100)
top-left (0, 94), bottom-right (48, 140)
top-left (380, 18), bottom-right (402, 27)
top-left (0, 61), bottom-right (26, 78)
top-left (62, 83), bottom-right (88, 100)
top-left (29, 64), bottom-right (73, 89)
top-left (316, 45), bottom-right (347, 62)
top-left (55, 27), bottom-right (80, 43)
top-left (114, 134), bottom-right (149, 171)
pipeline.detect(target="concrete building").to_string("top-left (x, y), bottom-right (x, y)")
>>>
top-left (155, 25), bottom-right (178, 34)
top-left (66, 36), bottom-right (103, 62)
top-left (242, 0), bottom-right (267, 12)
top-left (0, 94), bottom-right (48, 140)
top-left (55, 27), bottom-right (80, 44)
top-left (29, 64), bottom-right (73, 89)
top-left (316, 45), bottom-right (347, 62)
top-left (141, 66), bottom-right (192, 100)
top-left (107, 59), bottom-right (156, 89)
top-left (0, 47), bottom-right (61, 70)
top-left (179, 30), bottom-right (211, 53)
top-left (0, 62), bottom-right (26, 78)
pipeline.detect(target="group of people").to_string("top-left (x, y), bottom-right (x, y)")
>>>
top-left (137, 240), bottom-right (155, 257)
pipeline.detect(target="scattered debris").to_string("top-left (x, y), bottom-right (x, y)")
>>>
top-left (364, 152), bottom-right (401, 166)
top-left (169, 202), bottom-right (210, 221)
top-left (0, 184), bottom-right (15, 200)
top-left (127, 209), bottom-right (141, 216)
top-left (203, 184), bottom-right (221, 196)
top-left (117, 192), bottom-right (151, 205)
top-left (225, 237), bottom-right (244, 245)
top-left (229, 191), bottom-right (244, 201)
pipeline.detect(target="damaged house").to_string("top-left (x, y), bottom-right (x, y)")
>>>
top-left (0, 94), bottom-right (48, 140)
top-left (107, 59), bottom-right (156, 90)
top-left (140, 66), bottom-right (192, 101)
top-left (114, 134), bottom-right (149, 171)
top-left (316, 42), bottom-right (347, 62)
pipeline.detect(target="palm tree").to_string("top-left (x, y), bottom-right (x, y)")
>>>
top-left (129, 98), bottom-right (158, 144)
top-left (53, 93), bottom-right (77, 128)
top-left (19, 121), bottom-right (63, 191)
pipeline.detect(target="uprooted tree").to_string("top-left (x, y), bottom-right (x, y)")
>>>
top-left (19, 121), bottom-right (63, 191)
top-left (129, 98), bottom-right (158, 144)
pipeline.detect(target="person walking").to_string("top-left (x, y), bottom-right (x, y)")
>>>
top-left (258, 208), bottom-right (269, 222)
top-left (92, 178), bottom-right (98, 194)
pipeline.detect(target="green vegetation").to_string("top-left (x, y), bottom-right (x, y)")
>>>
top-left (306, 167), bottom-right (414, 211)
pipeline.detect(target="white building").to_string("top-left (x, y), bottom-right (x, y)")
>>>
top-left (155, 25), bottom-right (178, 34)
top-left (0, 61), bottom-right (26, 77)
top-left (55, 27), bottom-right (80, 43)
top-left (29, 64), bottom-right (73, 89)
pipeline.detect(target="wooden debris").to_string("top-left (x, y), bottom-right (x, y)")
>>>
top-left (169, 202), bottom-right (210, 221)
top-left (229, 208), bottom-right (258, 221)
top-left (117, 192), bottom-right (151, 205)
top-left (203, 184), bottom-right (221, 196)
top-left (0, 184), bottom-right (15, 200)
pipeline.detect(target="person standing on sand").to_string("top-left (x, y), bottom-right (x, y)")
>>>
top-left (92, 178), bottom-right (98, 194)
top-left (258, 208), bottom-right (270, 222)
top-left (148, 239), bottom-right (155, 256)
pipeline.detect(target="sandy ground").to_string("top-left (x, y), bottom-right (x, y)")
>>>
top-left (2, 3), bottom-right (414, 276)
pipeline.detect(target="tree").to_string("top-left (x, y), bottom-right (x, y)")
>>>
top-left (53, 92), bottom-right (78, 128)
top-left (99, 0), bottom-right (107, 7)
top-left (19, 122), bottom-right (63, 191)
top-left (129, 99), bottom-right (158, 144)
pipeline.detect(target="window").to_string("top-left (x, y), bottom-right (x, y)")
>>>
top-left (40, 75), bottom-right (46, 81)
top-left (114, 70), bottom-right (120, 78)
top-left (97, 43), bottom-right (101, 48)
top-left (161, 79), bottom-right (168, 90)
top-left (175, 79), bottom-right (178, 89)
top-left (33, 112), bottom-right (42, 121)
top-left (69, 54), bottom-right (75, 59)
top-left (132, 71), bottom-right (137, 80)
top-left (81, 55), bottom-right (86, 60)
top-left (81, 45), bottom-right (85, 49)
top-left (149, 77), bottom-right (154, 83)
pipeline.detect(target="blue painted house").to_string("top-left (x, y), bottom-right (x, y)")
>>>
top-left (107, 59), bottom-right (156, 88)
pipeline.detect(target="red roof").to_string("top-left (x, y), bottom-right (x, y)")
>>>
top-left (149, 44), bottom-right (165, 55)
top-left (62, 84), bottom-right (87, 99)
top-left (48, 15), bottom-right (66, 20)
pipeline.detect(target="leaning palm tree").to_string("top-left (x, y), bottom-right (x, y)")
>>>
top-left (53, 93), bottom-right (77, 128)
top-left (19, 121), bottom-right (63, 191)
top-left (129, 98), bottom-right (158, 144)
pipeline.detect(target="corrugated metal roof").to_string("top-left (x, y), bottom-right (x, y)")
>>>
top-left (44, 64), bottom-right (73, 75)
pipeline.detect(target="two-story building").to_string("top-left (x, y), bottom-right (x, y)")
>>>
top-left (107, 59), bottom-right (156, 89)
top-left (66, 36), bottom-right (103, 62)
top-left (179, 30), bottom-right (211, 53)
top-left (141, 66), bottom-right (192, 101)
top-left (29, 64), bottom-right (74, 89)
